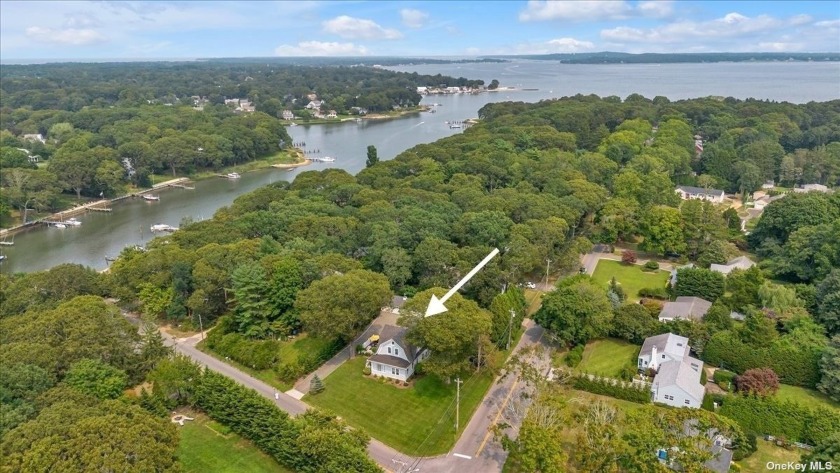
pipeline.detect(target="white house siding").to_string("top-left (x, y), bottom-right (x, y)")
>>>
top-left (372, 362), bottom-right (409, 381)
top-left (653, 385), bottom-right (701, 409)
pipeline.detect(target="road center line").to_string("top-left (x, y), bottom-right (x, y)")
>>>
top-left (474, 378), bottom-right (518, 457)
top-left (453, 453), bottom-right (472, 459)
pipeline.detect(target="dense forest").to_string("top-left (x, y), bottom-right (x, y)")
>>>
top-left (2, 93), bottom-right (839, 471)
top-left (498, 51), bottom-right (840, 63)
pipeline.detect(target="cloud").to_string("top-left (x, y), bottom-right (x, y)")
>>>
top-left (520, 0), bottom-right (673, 22)
top-left (491, 37), bottom-right (596, 55)
top-left (322, 15), bottom-right (402, 40)
top-left (400, 9), bottom-right (429, 28)
top-left (600, 12), bottom-right (795, 44)
top-left (25, 26), bottom-right (106, 45)
top-left (274, 41), bottom-right (368, 56)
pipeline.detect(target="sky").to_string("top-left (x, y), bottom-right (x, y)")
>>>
top-left (1, 1), bottom-right (838, 60)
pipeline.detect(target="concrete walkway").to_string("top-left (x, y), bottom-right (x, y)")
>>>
top-left (291, 309), bottom-right (399, 395)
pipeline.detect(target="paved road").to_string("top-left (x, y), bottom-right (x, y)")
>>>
top-left (580, 251), bottom-right (676, 276)
top-left (161, 319), bottom-right (550, 473)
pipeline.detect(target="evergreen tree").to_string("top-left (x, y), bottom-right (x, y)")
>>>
top-left (365, 145), bottom-right (378, 168)
top-left (310, 374), bottom-right (325, 394)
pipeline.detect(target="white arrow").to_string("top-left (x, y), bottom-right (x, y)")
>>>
top-left (425, 248), bottom-right (500, 317)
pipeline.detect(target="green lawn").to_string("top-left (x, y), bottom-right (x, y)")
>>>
top-left (177, 413), bottom-right (292, 473)
top-left (577, 338), bottom-right (641, 378)
top-left (592, 259), bottom-right (670, 301)
top-left (304, 357), bottom-right (495, 456)
top-left (775, 384), bottom-right (840, 411)
top-left (735, 439), bottom-right (804, 472)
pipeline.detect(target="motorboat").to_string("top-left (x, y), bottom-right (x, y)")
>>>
top-left (320, 156), bottom-right (335, 162)
top-left (55, 223), bottom-right (66, 229)
top-left (450, 124), bottom-right (462, 129)
top-left (150, 224), bottom-right (177, 232)
top-left (226, 172), bottom-right (241, 179)
top-left (143, 194), bottom-right (160, 201)
top-left (65, 217), bottom-right (82, 226)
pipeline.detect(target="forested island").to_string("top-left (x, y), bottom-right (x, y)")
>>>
top-left (0, 63), bottom-right (488, 227)
top-left (493, 51), bottom-right (840, 63)
top-left (2, 91), bottom-right (839, 471)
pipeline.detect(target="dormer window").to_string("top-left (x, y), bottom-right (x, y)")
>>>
top-left (395, 348), bottom-right (399, 356)
top-left (387, 347), bottom-right (392, 354)
top-left (676, 343), bottom-right (683, 347)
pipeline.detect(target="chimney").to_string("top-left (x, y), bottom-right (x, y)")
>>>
top-left (650, 345), bottom-right (659, 371)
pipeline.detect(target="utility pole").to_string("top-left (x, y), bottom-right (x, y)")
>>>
top-left (545, 258), bottom-right (553, 286)
top-left (455, 378), bottom-right (463, 433)
top-left (507, 309), bottom-right (515, 350)
top-left (198, 312), bottom-right (204, 340)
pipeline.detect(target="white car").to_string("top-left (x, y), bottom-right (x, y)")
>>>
top-left (525, 282), bottom-right (537, 289)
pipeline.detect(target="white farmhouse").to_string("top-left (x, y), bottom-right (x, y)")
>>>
top-left (640, 333), bottom-right (705, 409)
top-left (366, 325), bottom-right (429, 382)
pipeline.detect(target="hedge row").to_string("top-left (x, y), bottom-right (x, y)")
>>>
top-left (193, 370), bottom-right (380, 473)
top-left (572, 374), bottom-right (651, 404)
top-left (718, 394), bottom-right (840, 445)
top-left (703, 331), bottom-right (823, 388)
top-left (205, 331), bottom-right (280, 370)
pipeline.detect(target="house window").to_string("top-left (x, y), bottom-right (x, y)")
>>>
top-left (394, 348), bottom-right (399, 356)
top-left (684, 399), bottom-right (690, 405)
top-left (662, 354), bottom-right (666, 359)
top-left (392, 368), bottom-right (399, 375)
top-left (677, 343), bottom-right (683, 347)
top-left (387, 347), bottom-right (392, 354)
top-left (376, 364), bottom-right (382, 371)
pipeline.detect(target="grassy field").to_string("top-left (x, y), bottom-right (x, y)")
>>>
top-left (177, 413), bottom-right (292, 473)
top-left (523, 288), bottom-right (545, 315)
top-left (775, 384), bottom-right (840, 411)
top-left (577, 338), bottom-right (641, 378)
top-left (735, 439), bottom-right (804, 472)
top-left (592, 259), bottom-right (670, 301)
top-left (304, 357), bottom-right (494, 456)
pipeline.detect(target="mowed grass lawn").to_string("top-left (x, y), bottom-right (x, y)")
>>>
top-left (735, 439), bottom-right (804, 472)
top-left (592, 259), bottom-right (670, 301)
top-left (577, 338), bottom-right (641, 378)
top-left (775, 384), bottom-right (840, 411)
top-left (177, 414), bottom-right (292, 473)
top-left (304, 357), bottom-right (494, 456)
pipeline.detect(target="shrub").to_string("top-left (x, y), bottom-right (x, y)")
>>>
top-left (619, 364), bottom-right (637, 381)
top-left (735, 368), bottom-right (780, 397)
top-left (565, 345), bottom-right (584, 368)
top-left (309, 374), bottom-right (325, 394)
top-left (638, 287), bottom-right (669, 299)
top-left (718, 394), bottom-right (840, 445)
top-left (643, 260), bottom-right (660, 271)
top-left (362, 366), bottom-right (371, 375)
top-left (714, 369), bottom-right (736, 389)
top-left (572, 374), bottom-right (650, 404)
top-left (700, 369), bottom-right (707, 385)
top-left (731, 432), bottom-right (758, 461)
top-left (621, 250), bottom-right (637, 264)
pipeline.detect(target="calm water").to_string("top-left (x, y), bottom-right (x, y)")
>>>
top-left (4, 61), bottom-right (839, 273)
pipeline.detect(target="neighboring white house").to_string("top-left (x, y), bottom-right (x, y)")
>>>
top-left (710, 256), bottom-right (755, 276)
top-left (642, 333), bottom-right (705, 409)
top-left (675, 186), bottom-right (726, 203)
top-left (366, 325), bottom-right (429, 382)
top-left (793, 183), bottom-right (830, 193)
top-left (638, 333), bottom-right (690, 371)
top-left (326, 110), bottom-right (338, 119)
top-left (305, 100), bottom-right (324, 110)
top-left (658, 296), bottom-right (712, 322)
top-left (281, 110), bottom-right (295, 120)
top-left (22, 133), bottom-right (46, 144)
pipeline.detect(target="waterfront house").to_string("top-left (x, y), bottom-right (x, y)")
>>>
top-left (326, 110), bottom-right (338, 119)
top-left (366, 325), bottom-right (429, 382)
top-left (281, 110), bottom-right (295, 120)
top-left (675, 186), bottom-right (725, 203)
top-left (22, 133), bottom-right (46, 144)
top-left (305, 100), bottom-right (324, 110)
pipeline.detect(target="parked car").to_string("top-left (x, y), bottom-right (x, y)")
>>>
top-left (525, 282), bottom-right (537, 289)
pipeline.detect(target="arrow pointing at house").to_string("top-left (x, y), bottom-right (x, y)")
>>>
top-left (425, 247), bottom-right (500, 317)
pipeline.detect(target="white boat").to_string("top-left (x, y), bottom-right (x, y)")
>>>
top-left (65, 218), bottom-right (82, 226)
top-left (150, 224), bottom-right (177, 232)
top-left (290, 122), bottom-right (298, 127)
top-left (55, 223), bottom-right (66, 229)
top-left (450, 124), bottom-right (462, 129)
top-left (320, 156), bottom-right (335, 162)
top-left (0, 255), bottom-right (6, 262)
top-left (143, 194), bottom-right (160, 201)
top-left (226, 172), bottom-right (241, 179)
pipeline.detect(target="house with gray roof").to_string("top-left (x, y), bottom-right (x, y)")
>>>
top-left (638, 333), bottom-right (690, 371)
top-left (675, 186), bottom-right (725, 203)
top-left (710, 256), bottom-right (755, 276)
top-left (659, 296), bottom-right (712, 322)
top-left (366, 325), bottom-right (429, 382)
